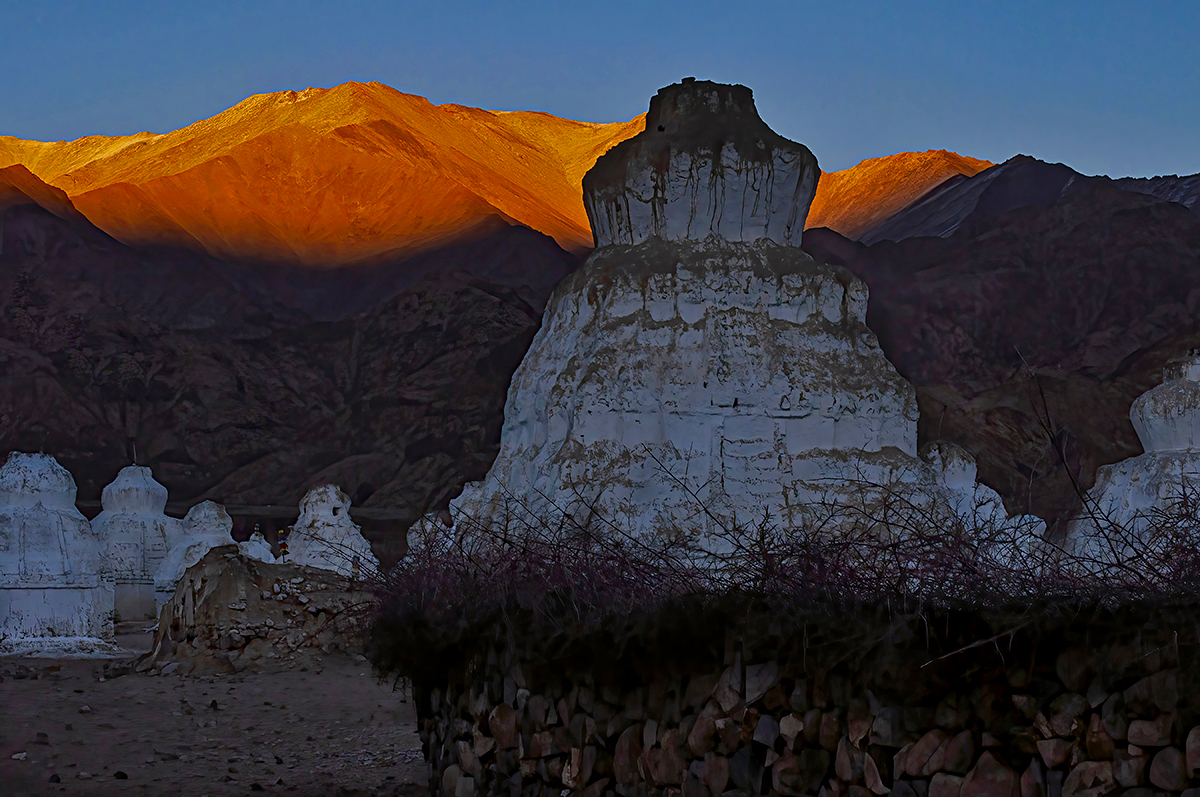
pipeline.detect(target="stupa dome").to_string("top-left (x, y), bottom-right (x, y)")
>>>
top-left (286, 484), bottom-right (378, 578)
top-left (92, 465), bottom-right (184, 620)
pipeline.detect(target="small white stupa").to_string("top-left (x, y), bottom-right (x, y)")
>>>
top-left (239, 529), bottom-right (274, 562)
top-left (153, 500), bottom-right (275, 611)
top-left (285, 484), bottom-right (378, 578)
top-left (1064, 352), bottom-right (1200, 573)
top-left (92, 465), bottom-right (184, 620)
top-left (0, 452), bottom-right (115, 654)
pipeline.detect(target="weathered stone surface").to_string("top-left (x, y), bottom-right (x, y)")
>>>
top-left (932, 772), bottom-right (966, 797)
top-left (961, 752), bottom-right (1019, 797)
top-left (714, 664), bottom-right (743, 712)
top-left (139, 545), bottom-right (369, 675)
top-left (754, 715), bottom-right (780, 748)
top-left (945, 731), bottom-right (975, 775)
top-left (1048, 693), bottom-right (1088, 737)
top-left (1103, 693), bottom-right (1129, 741)
top-left (907, 730), bottom-right (951, 777)
top-left (865, 751), bottom-right (889, 795)
top-left (849, 699), bottom-right (874, 747)
top-left (780, 714), bottom-right (804, 746)
top-left (1038, 739), bottom-right (1073, 769)
top-left (687, 703), bottom-right (720, 757)
top-left (1128, 716), bottom-right (1173, 748)
top-left (583, 80), bottom-right (819, 250)
top-left (1123, 672), bottom-right (1180, 716)
top-left (1022, 758), bottom-right (1046, 797)
top-left (614, 724), bottom-right (642, 786)
top-left (285, 484), bottom-right (379, 577)
top-left (1061, 761), bottom-right (1113, 797)
top-left (744, 661), bottom-right (780, 705)
top-left (1088, 713), bottom-right (1117, 759)
top-left (684, 673), bottom-right (720, 710)
top-left (1187, 726), bottom-right (1200, 778)
top-left (705, 751), bottom-right (730, 796)
top-left (837, 736), bottom-right (866, 781)
top-left (1010, 695), bottom-right (1038, 720)
top-left (821, 712), bottom-right (843, 752)
top-left (449, 234), bottom-right (932, 540)
top-left (871, 707), bottom-right (904, 747)
top-left (152, 500), bottom-right (237, 606)
top-left (489, 703), bottom-right (519, 750)
top-left (1056, 651), bottom-right (1094, 694)
top-left (1148, 747), bottom-right (1187, 791)
top-left (1113, 748), bottom-right (1146, 788)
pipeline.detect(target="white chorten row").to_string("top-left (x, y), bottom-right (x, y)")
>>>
top-left (0, 456), bottom-right (378, 653)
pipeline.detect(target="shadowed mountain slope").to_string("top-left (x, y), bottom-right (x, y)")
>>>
top-left (0, 170), bottom-right (571, 537)
top-left (806, 157), bottom-right (1200, 528)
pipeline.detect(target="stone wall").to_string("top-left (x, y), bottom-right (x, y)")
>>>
top-left (413, 606), bottom-right (1200, 797)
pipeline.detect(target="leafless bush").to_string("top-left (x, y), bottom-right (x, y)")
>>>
top-left (366, 454), bottom-right (1200, 684)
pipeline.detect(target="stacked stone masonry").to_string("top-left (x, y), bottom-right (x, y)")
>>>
top-left (417, 618), bottom-right (1200, 797)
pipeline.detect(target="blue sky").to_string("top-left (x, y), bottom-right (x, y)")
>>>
top-left (2, 0), bottom-right (1197, 177)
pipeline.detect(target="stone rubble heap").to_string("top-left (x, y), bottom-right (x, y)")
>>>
top-left (449, 79), bottom-right (1041, 548)
top-left (420, 615), bottom-right (1200, 797)
top-left (0, 452), bottom-right (115, 654)
top-left (91, 464), bottom-right (184, 621)
top-left (140, 545), bottom-right (376, 676)
top-left (152, 499), bottom-right (273, 612)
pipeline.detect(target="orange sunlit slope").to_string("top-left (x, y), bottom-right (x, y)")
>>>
top-left (806, 150), bottom-right (994, 239)
top-left (0, 85), bottom-right (991, 263)
top-left (0, 82), bottom-right (645, 266)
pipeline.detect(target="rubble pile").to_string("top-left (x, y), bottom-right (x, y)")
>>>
top-left (140, 546), bottom-right (377, 676)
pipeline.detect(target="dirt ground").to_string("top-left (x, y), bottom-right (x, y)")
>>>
top-left (0, 625), bottom-right (427, 797)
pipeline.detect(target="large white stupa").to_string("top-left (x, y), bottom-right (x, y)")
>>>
top-left (448, 80), bottom-right (1042, 551)
top-left (0, 452), bottom-right (115, 654)
top-left (92, 465), bottom-right (184, 620)
top-left (1064, 352), bottom-right (1200, 574)
top-left (285, 484), bottom-right (379, 578)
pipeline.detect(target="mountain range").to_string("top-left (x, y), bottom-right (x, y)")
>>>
top-left (4, 80), bottom-right (1200, 540)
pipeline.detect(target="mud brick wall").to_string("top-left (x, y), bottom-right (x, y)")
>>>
top-left (415, 608), bottom-right (1200, 797)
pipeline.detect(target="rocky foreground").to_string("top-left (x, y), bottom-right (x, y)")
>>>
top-left (0, 633), bottom-right (424, 796)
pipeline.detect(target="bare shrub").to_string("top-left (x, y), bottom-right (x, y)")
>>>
top-left (366, 448), bottom-right (1200, 685)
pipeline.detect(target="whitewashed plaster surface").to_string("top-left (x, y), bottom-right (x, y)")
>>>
top-left (584, 81), bottom-right (818, 249)
top-left (285, 484), bottom-right (379, 578)
top-left (1065, 354), bottom-right (1200, 568)
top-left (450, 240), bottom-right (1041, 545)
top-left (0, 452), bottom-right (115, 652)
top-left (92, 465), bottom-right (184, 620)
top-left (239, 532), bottom-right (274, 562)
